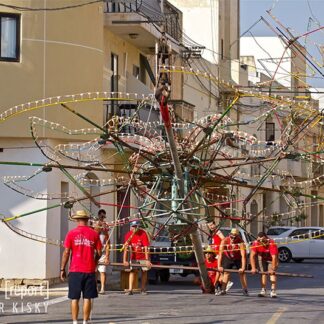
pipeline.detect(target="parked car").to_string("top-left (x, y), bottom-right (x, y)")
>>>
top-left (277, 227), bottom-right (324, 263)
top-left (267, 226), bottom-right (297, 238)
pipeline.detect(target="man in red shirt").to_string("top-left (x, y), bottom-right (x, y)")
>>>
top-left (196, 246), bottom-right (219, 293)
top-left (61, 210), bottom-right (102, 324)
top-left (218, 228), bottom-right (248, 296)
top-left (207, 221), bottom-right (234, 292)
top-left (123, 220), bottom-right (151, 295)
top-left (207, 221), bottom-right (225, 254)
top-left (250, 232), bottom-right (279, 298)
top-left (205, 246), bottom-right (218, 289)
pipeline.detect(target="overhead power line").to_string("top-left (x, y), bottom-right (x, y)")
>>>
top-left (0, 0), bottom-right (102, 11)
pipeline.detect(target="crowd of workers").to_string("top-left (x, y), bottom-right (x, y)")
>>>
top-left (60, 210), bottom-right (279, 324)
top-left (205, 221), bottom-right (279, 298)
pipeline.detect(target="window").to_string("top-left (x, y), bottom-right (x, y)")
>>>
top-left (265, 122), bottom-right (275, 142)
top-left (109, 53), bottom-right (118, 118)
top-left (133, 65), bottom-right (140, 79)
top-left (311, 229), bottom-right (324, 240)
top-left (246, 232), bottom-right (255, 243)
top-left (267, 228), bottom-right (291, 236)
top-left (139, 54), bottom-right (147, 84)
top-left (0, 13), bottom-right (20, 61)
top-left (111, 53), bottom-right (118, 93)
top-left (289, 229), bottom-right (309, 239)
top-left (111, 53), bottom-right (118, 82)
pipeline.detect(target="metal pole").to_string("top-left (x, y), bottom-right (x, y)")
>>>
top-left (108, 262), bottom-right (314, 279)
top-left (159, 97), bottom-right (211, 291)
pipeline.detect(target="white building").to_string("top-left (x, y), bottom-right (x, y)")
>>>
top-left (168, 0), bottom-right (241, 120)
top-left (240, 36), bottom-right (323, 234)
top-left (241, 37), bottom-right (293, 88)
top-left (311, 88), bottom-right (324, 111)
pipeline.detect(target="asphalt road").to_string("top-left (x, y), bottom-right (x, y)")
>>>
top-left (1, 260), bottom-right (324, 324)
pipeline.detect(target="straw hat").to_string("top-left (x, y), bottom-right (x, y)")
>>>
top-left (72, 210), bottom-right (90, 219)
top-left (205, 246), bottom-right (216, 254)
top-left (230, 228), bottom-right (239, 235)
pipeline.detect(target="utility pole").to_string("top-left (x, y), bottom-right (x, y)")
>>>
top-left (155, 34), bottom-right (211, 291)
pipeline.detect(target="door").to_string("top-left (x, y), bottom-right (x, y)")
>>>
top-left (288, 228), bottom-right (311, 258)
top-left (309, 229), bottom-right (324, 257)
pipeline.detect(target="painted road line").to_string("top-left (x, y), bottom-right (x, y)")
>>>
top-left (46, 295), bottom-right (68, 306)
top-left (266, 307), bottom-right (287, 324)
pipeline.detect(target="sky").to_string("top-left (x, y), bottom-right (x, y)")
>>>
top-left (240, 0), bottom-right (324, 88)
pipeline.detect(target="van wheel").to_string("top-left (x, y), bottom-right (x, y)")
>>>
top-left (149, 271), bottom-right (159, 285)
top-left (278, 247), bottom-right (292, 263)
top-left (292, 258), bottom-right (304, 263)
top-left (159, 269), bottom-right (170, 283)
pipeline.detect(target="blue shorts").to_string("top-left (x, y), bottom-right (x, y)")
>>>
top-left (68, 272), bottom-right (98, 300)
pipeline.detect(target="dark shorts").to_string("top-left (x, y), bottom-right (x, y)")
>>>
top-left (130, 260), bottom-right (149, 271)
top-left (221, 255), bottom-right (242, 269)
top-left (257, 257), bottom-right (274, 273)
top-left (68, 272), bottom-right (98, 300)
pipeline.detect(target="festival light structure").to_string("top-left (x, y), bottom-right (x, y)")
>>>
top-left (0, 2), bottom-right (323, 287)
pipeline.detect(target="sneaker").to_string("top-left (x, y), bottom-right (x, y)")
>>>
top-left (141, 290), bottom-right (148, 295)
top-left (258, 288), bottom-right (266, 297)
top-left (270, 290), bottom-right (277, 298)
top-left (99, 290), bottom-right (105, 295)
top-left (242, 289), bottom-right (249, 296)
top-left (219, 290), bottom-right (226, 296)
top-left (226, 281), bottom-right (234, 292)
top-left (214, 287), bottom-right (221, 296)
top-left (125, 290), bottom-right (133, 295)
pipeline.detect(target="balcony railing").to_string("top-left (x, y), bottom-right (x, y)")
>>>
top-left (105, 0), bottom-right (141, 13)
top-left (163, 1), bottom-right (182, 43)
top-left (104, 0), bottom-right (182, 43)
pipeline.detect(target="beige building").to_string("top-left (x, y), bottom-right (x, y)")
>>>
top-left (0, 0), bottom-right (183, 281)
top-left (3, 0), bottom-right (320, 283)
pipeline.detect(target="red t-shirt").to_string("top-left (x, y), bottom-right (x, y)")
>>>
top-left (205, 259), bottom-right (218, 285)
top-left (211, 234), bottom-right (222, 253)
top-left (223, 236), bottom-right (243, 260)
top-left (251, 239), bottom-right (278, 261)
top-left (64, 225), bottom-right (102, 273)
top-left (124, 229), bottom-right (150, 260)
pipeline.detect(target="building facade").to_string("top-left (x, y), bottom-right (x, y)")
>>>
top-left (240, 36), bottom-right (323, 234)
top-left (0, 0), bottom-right (183, 281)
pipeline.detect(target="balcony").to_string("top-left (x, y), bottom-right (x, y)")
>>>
top-left (169, 100), bottom-right (195, 123)
top-left (104, 0), bottom-right (182, 53)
